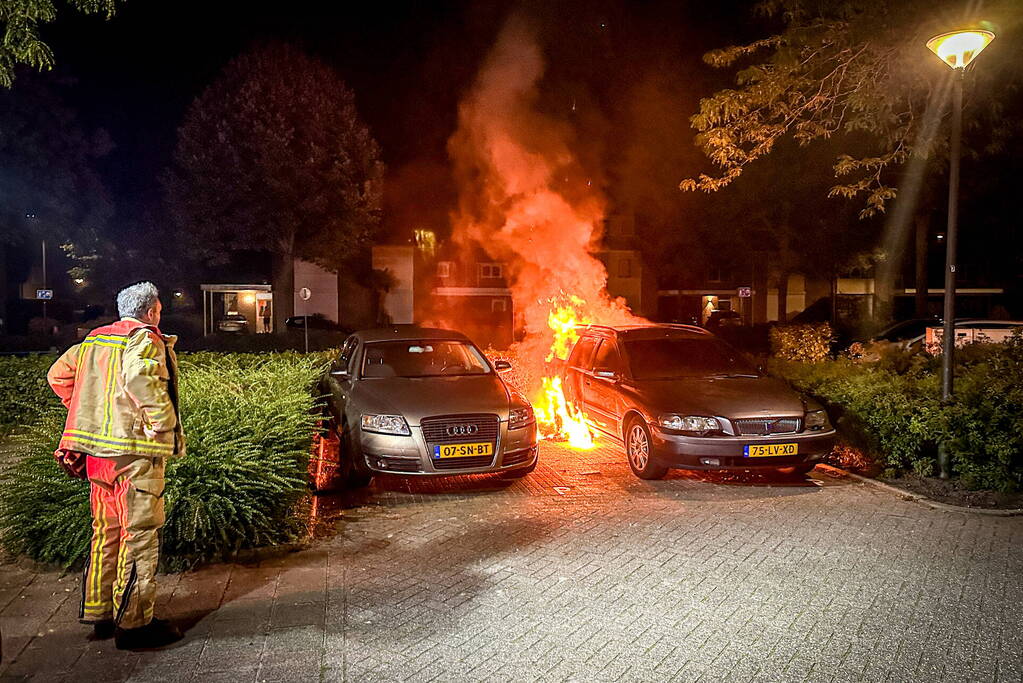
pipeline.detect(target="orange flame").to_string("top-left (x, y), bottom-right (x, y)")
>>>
top-left (545, 295), bottom-right (590, 362)
top-left (535, 376), bottom-right (594, 449)
top-left (532, 294), bottom-right (596, 449)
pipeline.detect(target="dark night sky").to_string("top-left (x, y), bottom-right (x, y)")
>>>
top-left (38, 0), bottom-right (759, 238)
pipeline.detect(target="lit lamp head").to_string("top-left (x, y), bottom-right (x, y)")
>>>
top-left (926, 29), bottom-right (995, 69)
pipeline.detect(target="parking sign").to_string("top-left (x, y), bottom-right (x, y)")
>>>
top-left (36, 289), bottom-right (53, 300)
top-left (737, 287), bottom-right (752, 298)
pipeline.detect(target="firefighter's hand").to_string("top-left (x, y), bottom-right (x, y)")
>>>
top-left (143, 425), bottom-right (159, 440)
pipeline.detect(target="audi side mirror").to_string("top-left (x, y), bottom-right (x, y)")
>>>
top-left (494, 360), bottom-right (512, 371)
top-left (593, 367), bottom-right (619, 381)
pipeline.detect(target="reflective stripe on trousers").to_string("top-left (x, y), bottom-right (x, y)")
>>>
top-left (80, 454), bottom-right (165, 629)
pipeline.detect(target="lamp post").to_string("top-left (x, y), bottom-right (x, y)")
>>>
top-left (926, 28), bottom-right (994, 478)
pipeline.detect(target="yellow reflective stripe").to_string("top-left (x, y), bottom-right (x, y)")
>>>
top-left (65, 430), bottom-right (174, 454)
top-left (66, 428), bottom-right (174, 449)
top-left (84, 339), bottom-right (127, 350)
top-left (84, 334), bottom-right (128, 344)
top-left (102, 348), bottom-right (118, 435)
top-left (90, 491), bottom-right (106, 607)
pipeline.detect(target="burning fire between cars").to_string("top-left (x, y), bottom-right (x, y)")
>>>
top-left (438, 16), bottom-right (645, 450)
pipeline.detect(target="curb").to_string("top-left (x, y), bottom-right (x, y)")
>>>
top-left (815, 464), bottom-right (1023, 517)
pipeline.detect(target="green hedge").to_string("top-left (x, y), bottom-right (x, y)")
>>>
top-left (769, 323), bottom-right (833, 362)
top-left (771, 335), bottom-right (1023, 491)
top-left (0, 352), bottom-right (328, 569)
top-left (0, 354), bottom-right (60, 437)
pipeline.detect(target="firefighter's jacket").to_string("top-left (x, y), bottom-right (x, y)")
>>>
top-left (47, 318), bottom-right (185, 458)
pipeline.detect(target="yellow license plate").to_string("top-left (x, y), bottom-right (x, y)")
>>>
top-left (744, 443), bottom-right (798, 457)
top-left (433, 442), bottom-right (493, 458)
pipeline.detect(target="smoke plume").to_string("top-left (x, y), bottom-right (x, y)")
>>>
top-left (447, 14), bottom-right (640, 388)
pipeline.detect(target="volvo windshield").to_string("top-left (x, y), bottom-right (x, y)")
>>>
top-left (625, 338), bottom-right (756, 380)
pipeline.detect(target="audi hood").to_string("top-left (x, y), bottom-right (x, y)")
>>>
top-left (350, 375), bottom-right (516, 426)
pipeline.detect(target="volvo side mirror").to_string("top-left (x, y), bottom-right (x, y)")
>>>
top-left (494, 360), bottom-right (512, 371)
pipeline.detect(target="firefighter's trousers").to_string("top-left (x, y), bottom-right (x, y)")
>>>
top-left (80, 454), bottom-right (165, 630)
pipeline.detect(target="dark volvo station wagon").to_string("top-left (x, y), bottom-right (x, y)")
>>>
top-left (561, 324), bottom-right (835, 479)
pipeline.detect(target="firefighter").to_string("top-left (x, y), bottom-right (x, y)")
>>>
top-left (47, 282), bottom-right (184, 650)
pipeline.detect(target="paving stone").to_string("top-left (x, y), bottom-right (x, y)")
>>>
top-left (2, 442), bottom-right (1022, 681)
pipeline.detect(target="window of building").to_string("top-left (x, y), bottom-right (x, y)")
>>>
top-left (708, 267), bottom-right (731, 283)
top-left (491, 298), bottom-right (507, 313)
top-left (618, 258), bottom-right (632, 278)
top-left (437, 261), bottom-right (452, 278)
top-left (480, 263), bottom-right (503, 279)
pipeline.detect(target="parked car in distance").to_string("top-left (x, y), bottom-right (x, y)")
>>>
top-left (320, 326), bottom-right (538, 488)
top-left (217, 313), bottom-right (249, 333)
top-left (870, 318), bottom-right (1022, 350)
top-left (562, 323), bottom-right (835, 479)
top-left (705, 309), bottom-right (743, 330)
top-left (285, 314), bottom-right (346, 332)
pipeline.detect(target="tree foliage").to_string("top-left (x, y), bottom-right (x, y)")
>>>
top-left (0, 73), bottom-right (112, 246)
top-left (164, 42), bottom-right (384, 274)
top-left (681, 0), bottom-right (1023, 217)
top-left (0, 0), bottom-right (121, 88)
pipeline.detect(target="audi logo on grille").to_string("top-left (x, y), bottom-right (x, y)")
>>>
top-left (446, 424), bottom-right (478, 436)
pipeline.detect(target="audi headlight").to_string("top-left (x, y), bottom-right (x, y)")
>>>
top-left (805, 409), bottom-right (830, 431)
top-left (658, 414), bottom-right (721, 433)
top-left (509, 405), bottom-right (535, 430)
top-left (361, 414), bottom-right (411, 436)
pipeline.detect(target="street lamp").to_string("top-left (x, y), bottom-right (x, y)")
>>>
top-left (926, 28), bottom-right (994, 478)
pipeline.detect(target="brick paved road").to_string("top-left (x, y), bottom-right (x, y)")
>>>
top-left (1, 441), bottom-right (1021, 682)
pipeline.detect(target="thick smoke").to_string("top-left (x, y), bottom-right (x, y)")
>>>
top-left (447, 14), bottom-right (640, 390)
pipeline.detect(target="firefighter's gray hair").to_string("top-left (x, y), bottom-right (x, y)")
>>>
top-left (117, 281), bottom-right (160, 319)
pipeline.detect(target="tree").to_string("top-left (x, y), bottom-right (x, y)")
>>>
top-left (1, 0), bottom-right (121, 88)
top-left (0, 73), bottom-right (112, 328)
top-left (681, 0), bottom-right (1023, 318)
top-left (164, 42), bottom-right (384, 330)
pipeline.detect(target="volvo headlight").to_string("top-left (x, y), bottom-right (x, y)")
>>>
top-left (658, 414), bottom-right (721, 433)
top-left (509, 405), bottom-right (535, 430)
top-left (361, 414), bottom-right (411, 436)
top-left (805, 409), bottom-right (830, 431)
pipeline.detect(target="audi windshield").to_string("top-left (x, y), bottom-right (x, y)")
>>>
top-left (361, 340), bottom-right (492, 378)
top-left (625, 338), bottom-right (757, 380)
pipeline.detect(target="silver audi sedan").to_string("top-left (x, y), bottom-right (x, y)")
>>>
top-left (321, 326), bottom-right (538, 487)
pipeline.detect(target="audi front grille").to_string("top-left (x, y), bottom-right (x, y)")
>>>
top-left (420, 414), bottom-right (500, 470)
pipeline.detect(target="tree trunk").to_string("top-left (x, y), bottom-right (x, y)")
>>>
top-left (0, 242), bottom-right (7, 334)
top-left (914, 211), bottom-right (929, 318)
top-left (272, 251), bottom-right (295, 333)
top-left (777, 271), bottom-right (789, 324)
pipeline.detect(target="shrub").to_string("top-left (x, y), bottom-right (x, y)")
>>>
top-left (0, 352), bottom-right (328, 568)
top-left (770, 323), bottom-right (833, 362)
top-left (0, 354), bottom-right (60, 437)
top-left (772, 334), bottom-right (1023, 491)
top-left (942, 335), bottom-right (1023, 491)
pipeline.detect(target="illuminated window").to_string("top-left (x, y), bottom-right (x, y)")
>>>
top-left (480, 263), bottom-right (503, 279)
top-left (437, 261), bottom-right (452, 278)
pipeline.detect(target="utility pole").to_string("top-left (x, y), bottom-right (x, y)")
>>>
top-left (41, 239), bottom-right (47, 322)
top-left (925, 28), bottom-right (995, 479)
